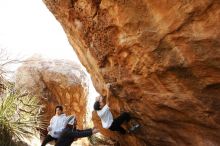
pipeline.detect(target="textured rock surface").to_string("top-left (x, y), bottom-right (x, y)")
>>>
top-left (15, 56), bottom-right (88, 129)
top-left (43, 0), bottom-right (220, 145)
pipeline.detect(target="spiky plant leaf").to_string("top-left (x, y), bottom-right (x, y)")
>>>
top-left (0, 84), bottom-right (46, 146)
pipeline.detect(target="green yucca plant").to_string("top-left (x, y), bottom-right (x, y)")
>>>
top-left (0, 83), bottom-right (46, 146)
top-left (88, 134), bottom-right (117, 146)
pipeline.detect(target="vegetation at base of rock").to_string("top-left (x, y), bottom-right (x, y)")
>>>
top-left (0, 50), bottom-right (46, 146)
top-left (0, 83), bottom-right (46, 146)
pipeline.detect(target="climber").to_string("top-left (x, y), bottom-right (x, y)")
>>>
top-left (93, 83), bottom-right (140, 134)
top-left (41, 105), bottom-right (67, 146)
top-left (55, 115), bottom-right (99, 146)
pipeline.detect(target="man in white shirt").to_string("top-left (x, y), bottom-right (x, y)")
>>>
top-left (41, 105), bottom-right (67, 146)
top-left (94, 84), bottom-right (133, 134)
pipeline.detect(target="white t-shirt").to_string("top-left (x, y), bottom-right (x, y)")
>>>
top-left (97, 104), bottom-right (113, 129)
top-left (48, 113), bottom-right (67, 138)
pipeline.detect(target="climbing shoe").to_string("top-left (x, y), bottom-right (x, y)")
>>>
top-left (129, 124), bottom-right (140, 132)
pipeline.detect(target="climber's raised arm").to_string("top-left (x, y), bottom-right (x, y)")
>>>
top-left (105, 83), bottom-right (112, 105)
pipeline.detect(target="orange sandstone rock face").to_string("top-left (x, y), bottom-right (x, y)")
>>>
top-left (43, 0), bottom-right (220, 145)
top-left (15, 57), bottom-right (88, 129)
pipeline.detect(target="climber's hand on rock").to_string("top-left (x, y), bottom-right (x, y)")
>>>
top-left (106, 83), bottom-right (112, 89)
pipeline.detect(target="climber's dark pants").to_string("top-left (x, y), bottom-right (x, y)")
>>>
top-left (41, 134), bottom-right (57, 146)
top-left (109, 112), bottom-right (130, 134)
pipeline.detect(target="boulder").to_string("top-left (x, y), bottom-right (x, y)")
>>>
top-left (15, 56), bottom-right (88, 129)
top-left (43, 1), bottom-right (220, 145)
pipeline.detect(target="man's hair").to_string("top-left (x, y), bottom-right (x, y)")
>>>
top-left (55, 105), bottom-right (63, 113)
top-left (94, 101), bottom-right (101, 111)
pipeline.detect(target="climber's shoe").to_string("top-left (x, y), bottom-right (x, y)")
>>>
top-left (128, 124), bottom-right (140, 133)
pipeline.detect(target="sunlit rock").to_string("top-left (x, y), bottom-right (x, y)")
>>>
top-left (43, 0), bottom-right (220, 145)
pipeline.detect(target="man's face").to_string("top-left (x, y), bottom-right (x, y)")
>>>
top-left (56, 108), bottom-right (62, 115)
top-left (96, 95), bottom-right (103, 102)
top-left (100, 100), bottom-right (105, 108)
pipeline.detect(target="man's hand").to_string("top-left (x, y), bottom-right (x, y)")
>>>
top-left (106, 83), bottom-right (112, 89)
top-left (54, 131), bottom-right (59, 135)
top-left (92, 128), bottom-right (99, 134)
top-left (47, 127), bottom-right (52, 131)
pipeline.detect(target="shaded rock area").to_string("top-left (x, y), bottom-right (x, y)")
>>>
top-left (15, 56), bottom-right (88, 130)
top-left (43, 0), bottom-right (220, 146)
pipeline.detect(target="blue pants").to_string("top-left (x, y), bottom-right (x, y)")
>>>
top-left (41, 134), bottom-right (57, 146)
